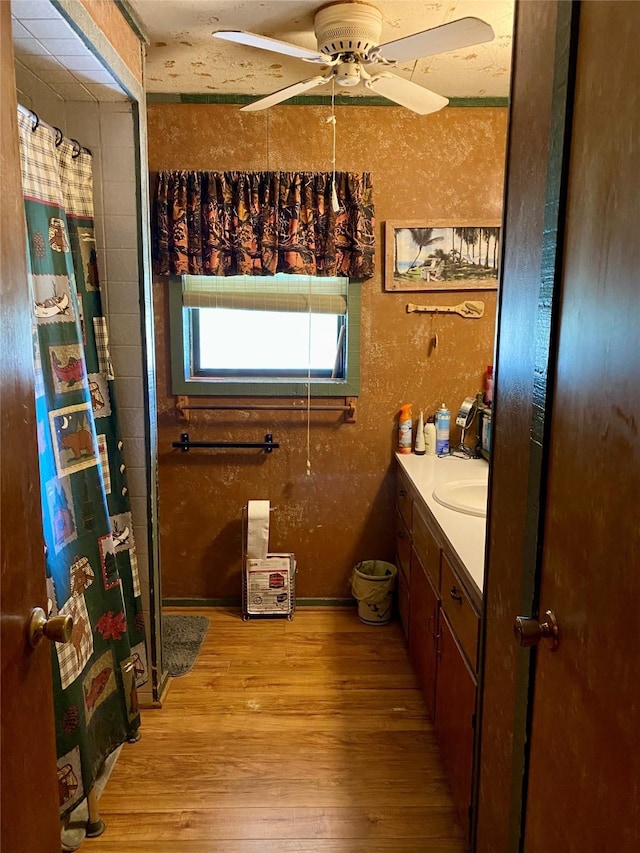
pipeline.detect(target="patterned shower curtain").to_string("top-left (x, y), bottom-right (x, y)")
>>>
top-left (17, 110), bottom-right (147, 818)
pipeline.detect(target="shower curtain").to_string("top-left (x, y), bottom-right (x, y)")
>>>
top-left (17, 110), bottom-right (147, 817)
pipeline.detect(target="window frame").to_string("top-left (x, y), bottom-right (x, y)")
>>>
top-left (168, 276), bottom-right (361, 397)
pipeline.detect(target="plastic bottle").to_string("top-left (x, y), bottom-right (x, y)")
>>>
top-left (414, 411), bottom-right (425, 455)
top-left (435, 403), bottom-right (450, 455)
top-left (398, 404), bottom-right (413, 454)
top-left (424, 417), bottom-right (437, 456)
top-left (484, 365), bottom-right (494, 406)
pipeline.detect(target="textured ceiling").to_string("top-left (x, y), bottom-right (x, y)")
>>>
top-left (12, 0), bottom-right (128, 102)
top-left (129, 0), bottom-right (514, 99)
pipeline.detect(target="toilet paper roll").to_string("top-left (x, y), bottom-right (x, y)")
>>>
top-left (246, 500), bottom-right (270, 560)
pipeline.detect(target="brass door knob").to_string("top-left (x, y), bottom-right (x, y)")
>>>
top-left (514, 610), bottom-right (559, 651)
top-left (29, 607), bottom-right (73, 648)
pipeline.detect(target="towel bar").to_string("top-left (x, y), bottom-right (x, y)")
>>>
top-left (175, 396), bottom-right (357, 423)
top-left (172, 432), bottom-right (279, 453)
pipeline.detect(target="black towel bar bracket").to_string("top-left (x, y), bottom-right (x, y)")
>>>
top-left (172, 432), bottom-right (279, 453)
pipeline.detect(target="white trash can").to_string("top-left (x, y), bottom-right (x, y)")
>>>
top-left (351, 560), bottom-right (397, 625)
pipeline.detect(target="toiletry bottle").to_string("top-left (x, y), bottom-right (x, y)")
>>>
top-left (398, 404), bottom-right (412, 454)
top-left (484, 365), bottom-right (494, 406)
top-left (414, 410), bottom-right (426, 455)
top-left (424, 417), bottom-right (437, 456)
top-left (435, 403), bottom-right (450, 455)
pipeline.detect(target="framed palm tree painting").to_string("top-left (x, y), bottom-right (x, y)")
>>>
top-left (384, 220), bottom-right (501, 291)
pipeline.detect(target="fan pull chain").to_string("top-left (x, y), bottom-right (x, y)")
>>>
top-left (306, 275), bottom-right (312, 477)
top-left (265, 111), bottom-right (270, 169)
top-left (328, 78), bottom-right (339, 212)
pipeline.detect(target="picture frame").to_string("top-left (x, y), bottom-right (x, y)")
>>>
top-left (384, 220), bottom-right (501, 292)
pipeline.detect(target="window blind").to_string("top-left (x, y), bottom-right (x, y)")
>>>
top-left (183, 274), bottom-right (348, 315)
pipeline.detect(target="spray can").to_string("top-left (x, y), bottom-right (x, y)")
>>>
top-left (398, 404), bottom-right (413, 454)
top-left (414, 411), bottom-right (426, 455)
top-left (435, 403), bottom-right (450, 455)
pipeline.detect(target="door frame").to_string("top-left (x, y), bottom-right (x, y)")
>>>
top-left (0, 3), bottom-right (61, 846)
top-left (49, 0), bottom-right (165, 702)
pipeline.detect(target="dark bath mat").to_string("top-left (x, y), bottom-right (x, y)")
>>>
top-left (162, 614), bottom-right (209, 677)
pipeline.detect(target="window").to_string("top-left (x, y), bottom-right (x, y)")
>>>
top-left (169, 275), bottom-right (360, 397)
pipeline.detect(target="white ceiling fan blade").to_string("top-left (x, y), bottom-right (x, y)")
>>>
top-left (241, 76), bottom-right (330, 112)
top-left (213, 30), bottom-right (326, 63)
top-left (366, 74), bottom-right (448, 115)
top-left (377, 17), bottom-right (494, 63)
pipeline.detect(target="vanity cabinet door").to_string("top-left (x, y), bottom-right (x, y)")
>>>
top-left (395, 512), bottom-right (411, 639)
top-left (412, 503), bottom-right (441, 590)
top-left (396, 469), bottom-right (413, 530)
top-left (409, 548), bottom-right (439, 718)
top-left (435, 612), bottom-right (477, 840)
top-left (397, 568), bottom-right (410, 641)
top-left (441, 554), bottom-right (479, 670)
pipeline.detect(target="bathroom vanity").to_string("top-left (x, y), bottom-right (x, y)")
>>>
top-left (395, 453), bottom-right (488, 839)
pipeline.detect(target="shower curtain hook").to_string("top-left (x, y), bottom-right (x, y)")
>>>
top-left (71, 139), bottom-right (81, 158)
top-left (31, 111), bottom-right (40, 132)
top-left (54, 127), bottom-right (63, 147)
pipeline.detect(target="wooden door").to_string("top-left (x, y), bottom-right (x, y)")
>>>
top-left (476, 1), bottom-right (640, 848)
top-left (0, 4), bottom-right (61, 849)
top-left (523, 1), bottom-right (640, 848)
top-left (475, 1), bottom-right (567, 849)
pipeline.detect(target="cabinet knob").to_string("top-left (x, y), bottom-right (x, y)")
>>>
top-left (514, 610), bottom-right (559, 651)
top-left (449, 586), bottom-right (463, 603)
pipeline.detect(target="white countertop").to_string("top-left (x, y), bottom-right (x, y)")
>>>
top-left (396, 453), bottom-right (489, 598)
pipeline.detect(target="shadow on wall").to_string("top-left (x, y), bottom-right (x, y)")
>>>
top-left (181, 465), bottom-right (397, 603)
top-left (204, 517), bottom-right (244, 599)
top-left (345, 467), bottom-right (397, 578)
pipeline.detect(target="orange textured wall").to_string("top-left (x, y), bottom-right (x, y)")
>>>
top-left (79, 0), bottom-right (142, 84)
top-left (148, 103), bottom-right (506, 600)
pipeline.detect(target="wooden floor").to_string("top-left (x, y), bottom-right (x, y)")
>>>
top-left (90, 607), bottom-right (467, 852)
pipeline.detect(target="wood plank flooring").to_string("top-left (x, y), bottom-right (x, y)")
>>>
top-left (90, 607), bottom-right (467, 852)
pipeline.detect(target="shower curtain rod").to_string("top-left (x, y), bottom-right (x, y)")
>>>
top-left (17, 102), bottom-right (91, 155)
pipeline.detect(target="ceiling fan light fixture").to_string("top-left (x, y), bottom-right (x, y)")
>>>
top-left (334, 58), bottom-right (362, 86)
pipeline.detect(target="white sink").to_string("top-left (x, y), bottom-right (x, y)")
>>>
top-left (432, 479), bottom-right (488, 517)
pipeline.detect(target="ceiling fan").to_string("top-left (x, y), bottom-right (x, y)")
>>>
top-left (212, 1), bottom-right (494, 114)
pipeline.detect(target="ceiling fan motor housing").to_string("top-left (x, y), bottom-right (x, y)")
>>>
top-left (314, 1), bottom-right (383, 58)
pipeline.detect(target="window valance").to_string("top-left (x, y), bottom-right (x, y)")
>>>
top-left (152, 170), bottom-right (375, 280)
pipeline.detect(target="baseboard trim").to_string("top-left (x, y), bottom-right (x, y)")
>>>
top-left (162, 597), bottom-right (356, 608)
